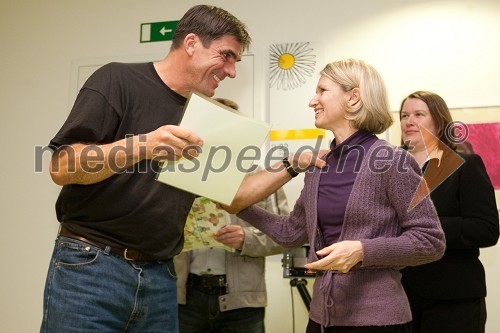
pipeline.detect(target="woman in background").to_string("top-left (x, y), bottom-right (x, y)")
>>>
top-left (399, 90), bottom-right (499, 333)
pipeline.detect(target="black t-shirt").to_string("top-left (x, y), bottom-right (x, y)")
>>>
top-left (50, 62), bottom-right (195, 259)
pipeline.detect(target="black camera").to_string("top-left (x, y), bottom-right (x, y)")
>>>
top-left (282, 244), bottom-right (316, 278)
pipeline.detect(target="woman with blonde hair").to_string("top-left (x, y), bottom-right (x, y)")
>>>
top-left (225, 59), bottom-right (446, 332)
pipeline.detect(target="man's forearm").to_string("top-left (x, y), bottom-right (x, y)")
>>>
top-left (50, 135), bottom-right (147, 185)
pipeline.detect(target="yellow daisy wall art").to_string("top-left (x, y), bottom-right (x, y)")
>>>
top-left (269, 42), bottom-right (317, 91)
top-left (268, 42), bottom-right (328, 205)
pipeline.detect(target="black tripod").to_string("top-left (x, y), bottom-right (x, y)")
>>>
top-left (290, 278), bottom-right (311, 311)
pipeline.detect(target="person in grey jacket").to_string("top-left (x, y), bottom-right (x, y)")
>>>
top-left (174, 98), bottom-right (290, 333)
top-left (224, 59), bottom-right (446, 333)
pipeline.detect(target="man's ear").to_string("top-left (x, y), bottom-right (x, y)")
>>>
top-left (184, 33), bottom-right (198, 56)
top-left (347, 87), bottom-right (360, 106)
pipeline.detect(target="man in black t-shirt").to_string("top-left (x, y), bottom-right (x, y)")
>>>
top-left (40, 5), bottom-right (251, 333)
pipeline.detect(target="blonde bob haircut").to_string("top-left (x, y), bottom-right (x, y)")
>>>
top-left (320, 59), bottom-right (393, 134)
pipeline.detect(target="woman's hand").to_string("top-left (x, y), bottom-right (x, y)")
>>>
top-left (288, 149), bottom-right (329, 171)
top-left (304, 240), bottom-right (363, 273)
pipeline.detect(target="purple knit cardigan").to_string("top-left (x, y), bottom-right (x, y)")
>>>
top-left (238, 140), bottom-right (445, 327)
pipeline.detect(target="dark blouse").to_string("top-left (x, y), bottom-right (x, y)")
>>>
top-left (317, 130), bottom-right (378, 245)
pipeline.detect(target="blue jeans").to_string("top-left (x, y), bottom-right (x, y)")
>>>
top-left (178, 284), bottom-right (265, 333)
top-left (40, 236), bottom-right (178, 333)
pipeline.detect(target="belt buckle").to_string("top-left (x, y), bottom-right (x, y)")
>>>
top-left (123, 248), bottom-right (134, 261)
top-left (205, 275), bottom-right (225, 288)
top-left (217, 276), bottom-right (225, 287)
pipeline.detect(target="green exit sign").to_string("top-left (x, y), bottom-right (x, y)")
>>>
top-left (140, 20), bottom-right (179, 43)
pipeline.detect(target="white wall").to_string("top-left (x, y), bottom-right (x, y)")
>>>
top-left (1, 1), bottom-right (499, 332)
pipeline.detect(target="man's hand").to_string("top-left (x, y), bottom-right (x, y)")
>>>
top-left (215, 225), bottom-right (245, 250)
top-left (145, 124), bottom-right (203, 161)
top-left (304, 240), bottom-right (363, 273)
top-left (50, 125), bottom-right (203, 186)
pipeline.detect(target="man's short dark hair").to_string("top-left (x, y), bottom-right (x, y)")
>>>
top-left (171, 5), bottom-right (251, 51)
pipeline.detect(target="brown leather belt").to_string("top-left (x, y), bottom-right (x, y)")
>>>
top-left (188, 273), bottom-right (226, 288)
top-left (58, 224), bottom-right (156, 261)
